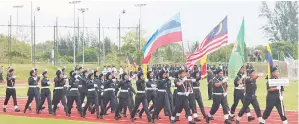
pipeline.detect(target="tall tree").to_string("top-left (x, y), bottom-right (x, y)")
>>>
top-left (259, 1), bottom-right (298, 43)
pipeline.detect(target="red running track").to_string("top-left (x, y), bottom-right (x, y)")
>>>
top-left (0, 98), bottom-right (298, 124)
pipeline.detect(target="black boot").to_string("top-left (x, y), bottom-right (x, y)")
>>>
top-left (3, 108), bottom-right (6, 112)
top-left (37, 110), bottom-right (40, 114)
top-left (188, 121), bottom-right (196, 124)
top-left (229, 115), bottom-right (235, 121)
top-left (248, 116), bottom-right (255, 122)
top-left (175, 116), bottom-right (180, 121)
top-left (224, 119), bottom-right (231, 124)
top-left (114, 116), bottom-right (121, 120)
top-left (130, 118), bottom-right (135, 122)
top-left (15, 108), bottom-right (20, 112)
top-left (206, 116), bottom-right (212, 123)
top-left (236, 120), bottom-right (240, 124)
top-left (41, 106), bottom-right (46, 111)
top-left (171, 120), bottom-right (175, 124)
top-left (194, 117), bottom-right (201, 122)
top-left (28, 106), bottom-right (32, 111)
top-left (97, 114), bottom-right (101, 119)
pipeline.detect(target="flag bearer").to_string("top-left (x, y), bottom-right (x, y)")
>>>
top-left (191, 70), bottom-right (207, 120)
top-left (236, 69), bottom-right (264, 124)
top-left (37, 70), bottom-right (53, 114)
top-left (3, 68), bottom-right (20, 112)
top-left (230, 66), bottom-right (255, 121)
top-left (24, 69), bottom-right (40, 114)
top-left (260, 67), bottom-right (288, 124)
top-left (206, 69), bottom-right (231, 124)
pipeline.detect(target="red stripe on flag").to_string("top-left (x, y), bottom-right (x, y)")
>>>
top-left (142, 54), bottom-right (152, 64)
top-left (201, 63), bottom-right (207, 75)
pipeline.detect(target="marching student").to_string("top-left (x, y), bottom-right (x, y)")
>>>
top-left (206, 69), bottom-right (231, 124)
top-left (230, 66), bottom-right (255, 121)
top-left (138, 71), bottom-right (157, 118)
top-left (24, 69), bottom-right (40, 114)
top-left (130, 72), bottom-right (152, 122)
top-left (164, 71), bottom-right (173, 116)
top-left (236, 69), bottom-right (264, 124)
top-left (3, 68), bottom-right (20, 112)
top-left (151, 70), bottom-right (172, 123)
top-left (92, 70), bottom-right (104, 115)
top-left (37, 70), bottom-right (53, 114)
top-left (114, 72), bottom-right (134, 120)
top-left (261, 67), bottom-right (288, 124)
top-left (207, 68), bottom-right (214, 100)
top-left (170, 69), bottom-right (196, 124)
top-left (79, 70), bottom-right (88, 108)
top-left (27, 68), bottom-right (41, 111)
top-left (52, 69), bottom-right (69, 116)
top-left (66, 70), bottom-right (82, 117)
top-left (82, 72), bottom-right (101, 119)
top-left (100, 72), bottom-right (117, 118)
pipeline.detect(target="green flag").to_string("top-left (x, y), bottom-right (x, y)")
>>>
top-left (228, 19), bottom-right (246, 80)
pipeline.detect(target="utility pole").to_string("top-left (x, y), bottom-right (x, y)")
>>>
top-left (69, 1), bottom-right (81, 65)
top-left (118, 10), bottom-right (126, 52)
top-left (78, 8), bottom-right (88, 65)
top-left (98, 18), bottom-right (100, 65)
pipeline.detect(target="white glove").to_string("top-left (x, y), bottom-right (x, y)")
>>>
top-left (101, 92), bottom-right (103, 96)
top-left (258, 73), bottom-right (264, 77)
top-left (12, 75), bottom-right (16, 78)
top-left (33, 77), bottom-right (37, 81)
top-left (169, 77), bottom-right (175, 80)
top-left (223, 93), bottom-right (227, 97)
top-left (242, 75), bottom-right (247, 78)
top-left (185, 92), bottom-right (189, 96)
top-left (145, 79), bottom-right (149, 82)
top-left (75, 79), bottom-right (80, 82)
top-left (63, 75), bottom-right (67, 78)
top-left (101, 85), bottom-right (104, 89)
top-left (191, 79), bottom-right (196, 82)
top-left (151, 84), bottom-right (157, 88)
top-left (222, 78), bottom-right (229, 83)
top-left (129, 78), bottom-right (132, 81)
top-left (94, 84), bottom-right (98, 87)
top-left (112, 79), bottom-right (116, 82)
top-left (276, 86), bottom-right (281, 90)
top-left (280, 96), bottom-right (284, 100)
top-left (238, 84), bottom-right (244, 88)
top-left (47, 81), bottom-right (50, 85)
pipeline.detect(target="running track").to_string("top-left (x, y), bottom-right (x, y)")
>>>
top-left (0, 98), bottom-right (298, 124)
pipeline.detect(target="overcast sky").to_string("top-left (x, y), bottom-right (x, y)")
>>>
top-left (0, 0), bottom-right (275, 51)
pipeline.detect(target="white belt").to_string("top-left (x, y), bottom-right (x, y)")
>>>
top-left (41, 86), bottom-right (50, 89)
top-left (174, 87), bottom-right (177, 90)
top-left (54, 87), bottom-right (64, 90)
top-left (193, 87), bottom-right (200, 89)
top-left (177, 92), bottom-right (186, 95)
top-left (146, 88), bottom-right (156, 90)
top-left (157, 89), bottom-right (166, 92)
top-left (7, 87), bottom-right (15, 89)
top-left (88, 88), bottom-right (95, 91)
top-left (137, 91), bottom-right (145, 93)
top-left (104, 88), bottom-right (115, 91)
top-left (235, 87), bottom-right (244, 90)
top-left (78, 85), bottom-right (82, 87)
top-left (120, 90), bottom-right (128, 92)
top-left (70, 88), bottom-right (78, 91)
top-left (213, 93), bottom-right (224, 95)
top-left (29, 85), bottom-right (38, 88)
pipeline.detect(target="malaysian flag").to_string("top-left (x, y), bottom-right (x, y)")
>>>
top-left (186, 16), bottom-right (228, 70)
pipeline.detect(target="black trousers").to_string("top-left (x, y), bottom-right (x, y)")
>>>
top-left (238, 95), bottom-right (262, 117)
top-left (262, 96), bottom-right (287, 121)
top-left (67, 96), bottom-right (82, 114)
top-left (172, 90), bottom-right (177, 107)
top-left (115, 97), bottom-right (128, 117)
top-left (83, 95), bottom-right (99, 116)
top-left (101, 92), bottom-right (116, 116)
top-left (188, 93), bottom-right (197, 114)
top-left (172, 95), bottom-right (191, 118)
top-left (4, 88), bottom-right (18, 106)
top-left (25, 90), bottom-right (40, 112)
top-left (164, 92), bottom-right (173, 115)
top-left (208, 83), bottom-right (213, 99)
top-left (80, 91), bottom-right (87, 106)
top-left (131, 96), bottom-right (151, 119)
top-left (123, 94), bottom-right (134, 115)
top-left (139, 92), bottom-right (156, 116)
top-left (152, 92), bottom-right (171, 120)
top-left (210, 95), bottom-right (229, 115)
top-left (194, 90), bottom-right (207, 118)
top-left (38, 89), bottom-right (52, 112)
top-left (231, 90), bottom-right (250, 114)
top-left (52, 89), bottom-right (68, 114)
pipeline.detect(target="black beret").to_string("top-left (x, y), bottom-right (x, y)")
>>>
top-left (137, 72), bottom-right (144, 79)
top-left (82, 70), bottom-right (88, 74)
top-left (78, 67), bottom-right (83, 70)
top-left (8, 68), bottom-right (14, 73)
top-left (177, 69), bottom-right (185, 74)
top-left (271, 67), bottom-right (278, 73)
top-left (42, 71), bottom-right (48, 76)
top-left (249, 69), bottom-right (255, 75)
top-left (106, 72), bottom-right (111, 79)
top-left (215, 69), bottom-right (223, 74)
top-left (88, 73), bottom-right (94, 79)
top-left (56, 70), bottom-right (62, 75)
top-left (30, 69), bottom-right (35, 76)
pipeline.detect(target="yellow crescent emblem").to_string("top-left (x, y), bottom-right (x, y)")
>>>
top-left (215, 22), bottom-right (223, 35)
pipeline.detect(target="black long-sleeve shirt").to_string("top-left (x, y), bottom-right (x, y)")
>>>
top-left (6, 74), bottom-right (16, 87)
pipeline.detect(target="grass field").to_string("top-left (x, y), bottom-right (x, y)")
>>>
top-left (0, 114), bottom-right (96, 124)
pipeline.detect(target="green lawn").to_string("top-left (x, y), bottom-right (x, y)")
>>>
top-left (0, 114), bottom-right (95, 124)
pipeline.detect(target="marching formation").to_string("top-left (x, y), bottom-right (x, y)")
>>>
top-left (2, 64), bottom-right (289, 124)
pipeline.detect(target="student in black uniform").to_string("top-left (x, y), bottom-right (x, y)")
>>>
top-left (100, 72), bottom-right (117, 118)
top-left (66, 70), bottom-right (82, 116)
top-left (138, 71), bottom-right (157, 118)
top-left (236, 69), bottom-right (264, 124)
top-left (82, 72), bottom-right (101, 119)
top-left (151, 70), bottom-right (172, 123)
top-left (191, 70), bottom-right (207, 120)
top-left (52, 69), bottom-right (69, 116)
top-left (130, 72), bottom-right (152, 122)
top-left (170, 69), bottom-right (196, 124)
top-left (24, 69), bottom-right (40, 114)
top-left (230, 66), bottom-right (255, 121)
top-left (261, 67), bottom-right (288, 124)
top-left (91, 71), bottom-right (104, 115)
top-left (206, 69), bottom-right (231, 124)
top-left (27, 68), bottom-right (41, 111)
top-left (37, 70), bottom-right (53, 114)
top-left (3, 68), bottom-right (20, 112)
top-left (164, 71), bottom-right (173, 116)
top-left (79, 70), bottom-right (88, 109)
top-left (207, 68), bottom-right (214, 100)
